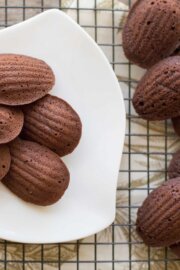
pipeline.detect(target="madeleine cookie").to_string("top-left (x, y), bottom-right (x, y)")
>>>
top-left (0, 54), bottom-right (55, 105)
top-left (22, 95), bottom-right (82, 156)
top-left (2, 138), bottom-right (70, 206)
top-left (133, 56), bottom-right (180, 120)
top-left (136, 178), bottom-right (180, 247)
top-left (122, 0), bottom-right (180, 68)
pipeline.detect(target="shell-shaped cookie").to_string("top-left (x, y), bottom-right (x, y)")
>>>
top-left (22, 95), bottom-right (82, 157)
top-left (2, 138), bottom-right (70, 206)
top-left (0, 54), bottom-right (55, 105)
top-left (0, 105), bottom-right (24, 143)
top-left (172, 117), bottom-right (180, 136)
top-left (136, 178), bottom-right (180, 247)
top-left (122, 0), bottom-right (180, 68)
top-left (168, 150), bottom-right (180, 179)
top-left (0, 144), bottom-right (11, 181)
top-left (133, 56), bottom-right (180, 120)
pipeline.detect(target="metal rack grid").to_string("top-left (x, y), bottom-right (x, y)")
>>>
top-left (0, 0), bottom-right (179, 269)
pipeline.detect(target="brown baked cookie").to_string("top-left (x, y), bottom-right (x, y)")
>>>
top-left (2, 138), bottom-right (70, 206)
top-left (0, 144), bottom-right (11, 181)
top-left (0, 105), bottom-right (24, 143)
top-left (133, 56), bottom-right (180, 120)
top-left (0, 54), bottom-right (55, 105)
top-left (22, 95), bottom-right (82, 157)
top-left (172, 117), bottom-right (180, 136)
top-left (122, 0), bottom-right (180, 68)
top-left (136, 178), bottom-right (180, 247)
top-left (170, 243), bottom-right (180, 258)
top-left (168, 150), bottom-right (180, 179)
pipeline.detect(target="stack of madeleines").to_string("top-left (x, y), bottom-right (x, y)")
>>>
top-left (123, 0), bottom-right (180, 258)
top-left (0, 54), bottom-right (82, 206)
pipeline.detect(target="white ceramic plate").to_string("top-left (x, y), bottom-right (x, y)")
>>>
top-left (0, 9), bottom-right (125, 243)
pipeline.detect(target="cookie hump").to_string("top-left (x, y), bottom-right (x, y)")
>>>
top-left (123, 0), bottom-right (180, 68)
top-left (2, 138), bottom-right (70, 206)
top-left (136, 178), bottom-right (180, 247)
top-left (22, 95), bottom-right (82, 157)
top-left (133, 56), bottom-right (180, 120)
top-left (0, 54), bottom-right (55, 105)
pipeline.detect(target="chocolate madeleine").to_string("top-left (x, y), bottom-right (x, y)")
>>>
top-left (22, 95), bottom-right (82, 156)
top-left (122, 0), bottom-right (180, 68)
top-left (136, 178), bottom-right (180, 247)
top-left (133, 56), bottom-right (180, 120)
top-left (2, 138), bottom-right (70, 206)
top-left (0, 54), bottom-right (55, 105)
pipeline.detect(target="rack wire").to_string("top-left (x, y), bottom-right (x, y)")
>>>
top-left (0, 0), bottom-right (179, 269)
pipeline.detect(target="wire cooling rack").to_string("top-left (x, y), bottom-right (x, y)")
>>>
top-left (0, 0), bottom-right (179, 269)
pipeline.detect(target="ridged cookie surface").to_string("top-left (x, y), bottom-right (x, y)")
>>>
top-left (0, 105), bottom-right (24, 143)
top-left (136, 178), bottom-right (180, 247)
top-left (133, 56), bottom-right (180, 120)
top-left (0, 144), bottom-right (11, 181)
top-left (2, 138), bottom-right (70, 206)
top-left (122, 0), bottom-right (180, 68)
top-left (22, 95), bottom-right (82, 156)
top-left (168, 150), bottom-right (180, 179)
top-left (0, 54), bottom-right (55, 105)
